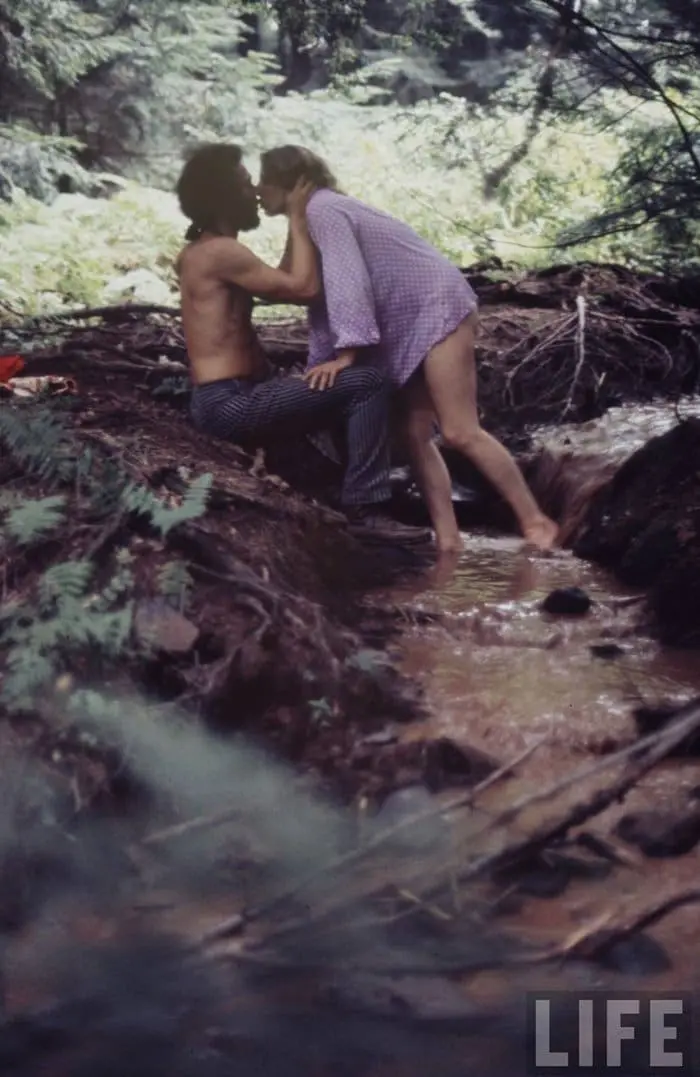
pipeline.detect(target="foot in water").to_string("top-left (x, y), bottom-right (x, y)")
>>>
top-left (523, 515), bottom-right (560, 551)
top-left (345, 505), bottom-right (433, 546)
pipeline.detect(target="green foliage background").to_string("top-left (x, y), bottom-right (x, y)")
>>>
top-left (0, 0), bottom-right (699, 318)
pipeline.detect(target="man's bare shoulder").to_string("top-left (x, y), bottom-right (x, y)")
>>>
top-left (178, 236), bottom-right (257, 277)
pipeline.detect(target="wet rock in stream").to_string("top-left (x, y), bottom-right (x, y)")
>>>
top-left (614, 807), bottom-right (700, 857)
top-left (321, 973), bottom-right (481, 1025)
top-left (494, 849), bottom-right (611, 901)
top-left (573, 419), bottom-right (700, 645)
top-left (541, 587), bottom-right (592, 616)
top-left (589, 642), bottom-right (625, 659)
top-left (632, 697), bottom-right (700, 755)
top-left (596, 933), bottom-right (672, 976)
top-left (423, 736), bottom-right (499, 791)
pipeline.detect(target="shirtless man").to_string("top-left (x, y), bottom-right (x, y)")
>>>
top-left (174, 142), bottom-right (429, 543)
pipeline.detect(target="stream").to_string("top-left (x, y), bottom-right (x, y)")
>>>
top-left (369, 399), bottom-right (700, 997)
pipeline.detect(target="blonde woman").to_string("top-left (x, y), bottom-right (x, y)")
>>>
top-left (257, 146), bottom-right (558, 552)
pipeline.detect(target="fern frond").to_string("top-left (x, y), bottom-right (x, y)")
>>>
top-left (38, 560), bottom-right (93, 610)
top-left (157, 559), bottom-right (193, 610)
top-left (1, 494), bottom-right (66, 545)
top-left (0, 650), bottom-right (56, 709)
top-left (121, 472), bottom-right (212, 535)
top-left (98, 548), bottom-right (134, 607)
top-left (0, 403), bottom-right (79, 487)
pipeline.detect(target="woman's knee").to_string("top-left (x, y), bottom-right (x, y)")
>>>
top-left (441, 422), bottom-right (482, 454)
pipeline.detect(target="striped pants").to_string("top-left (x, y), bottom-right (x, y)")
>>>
top-left (190, 367), bottom-right (392, 506)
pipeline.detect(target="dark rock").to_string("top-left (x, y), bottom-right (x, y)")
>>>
top-left (573, 420), bottom-right (700, 644)
top-left (516, 864), bottom-right (571, 898)
top-left (597, 933), bottom-right (672, 976)
top-left (546, 850), bottom-right (612, 881)
top-left (541, 587), bottom-right (592, 616)
top-left (423, 736), bottom-right (499, 792)
top-left (0, 136), bottom-right (114, 205)
top-left (590, 642), bottom-right (625, 659)
top-left (374, 785), bottom-right (446, 851)
top-left (495, 849), bottom-right (611, 901)
top-left (614, 808), bottom-right (700, 857)
top-left (650, 548), bottom-right (700, 647)
top-left (632, 697), bottom-right (700, 756)
top-left (321, 973), bottom-right (480, 1024)
top-left (134, 599), bottom-right (200, 655)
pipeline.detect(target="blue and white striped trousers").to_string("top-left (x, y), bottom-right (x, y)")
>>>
top-left (190, 367), bottom-right (392, 506)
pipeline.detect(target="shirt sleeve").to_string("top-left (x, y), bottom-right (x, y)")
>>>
top-left (307, 201), bottom-right (381, 353)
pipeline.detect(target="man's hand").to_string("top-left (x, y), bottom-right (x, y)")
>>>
top-left (287, 178), bottom-right (316, 220)
top-left (302, 352), bottom-right (354, 391)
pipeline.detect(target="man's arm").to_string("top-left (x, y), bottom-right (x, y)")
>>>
top-left (210, 214), bottom-right (319, 303)
top-left (306, 201), bottom-right (380, 354)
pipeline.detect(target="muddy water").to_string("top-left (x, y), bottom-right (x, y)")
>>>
top-left (370, 401), bottom-right (700, 994)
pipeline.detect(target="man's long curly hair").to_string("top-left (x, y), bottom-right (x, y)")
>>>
top-left (175, 142), bottom-right (252, 240)
top-left (259, 145), bottom-right (342, 193)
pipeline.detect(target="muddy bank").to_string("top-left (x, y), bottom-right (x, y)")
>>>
top-left (0, 373), bottom-right (456, 811)
top-left (572, 418), bottom-right (700, 646)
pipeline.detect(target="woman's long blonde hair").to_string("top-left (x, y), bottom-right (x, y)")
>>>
top-left (259, 145), bottom-right (342, 192)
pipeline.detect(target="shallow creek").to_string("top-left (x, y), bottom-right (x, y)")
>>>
top-left (368, 400), bottom-right (700, 995)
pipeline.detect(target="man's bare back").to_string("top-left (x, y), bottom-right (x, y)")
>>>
top-left (177, 238), bottom-right (270, 385)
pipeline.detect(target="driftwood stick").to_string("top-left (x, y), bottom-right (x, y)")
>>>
top-left (531, 888), bottom-right (700, 964)
top-left (141, 806), bottom-right (244, 847)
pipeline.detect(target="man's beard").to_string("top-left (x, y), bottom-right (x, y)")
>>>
top-left (237, 197), bottom-right (260, 232)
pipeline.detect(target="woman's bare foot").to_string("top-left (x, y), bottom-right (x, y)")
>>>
top-left (426, 548), bottom-right (461, 588)
top-left (523, 515), bottom-right (559, 550)
top-left (436, 534), bottom-right (463, 556)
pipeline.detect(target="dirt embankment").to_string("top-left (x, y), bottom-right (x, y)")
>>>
top-left (0, 370), bottom-right (456, 812)
top-left (572, 418), bottom-right (700, 646)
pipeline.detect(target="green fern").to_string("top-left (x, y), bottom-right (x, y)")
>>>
top-left (1, 494), bottom-right (66, 545)
top-left (0, 649), bottom-right (56, 711)
top-left (0, 400), bottom-right (213, 714)
top-left (98, 548), bottom-right (134, 607)
top-left (157, 559), bottom-right (193, 611)
top-left (38, 560), bottom-right (93, 611)
top-left (0, 554), bottom-right (135, 709)
top-left (120, 472), bottom-right (212, 535)
top-left (0, 402), bottom-right (81, 486)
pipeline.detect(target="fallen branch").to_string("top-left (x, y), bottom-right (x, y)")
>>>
top-left (533, 887), bottom-right (700, 964)
top-left (420, 698), bottom-right (700, 899)
top-left (22, 303), bottom-right (180, 323)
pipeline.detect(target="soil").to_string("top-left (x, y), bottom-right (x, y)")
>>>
top-left (0, 366), bottom-right (471, 810)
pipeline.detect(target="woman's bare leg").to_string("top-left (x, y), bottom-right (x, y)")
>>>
top-left (422, 313), bottom-right (559, 550)
top-left (398, 377), bottom-right (462, 553)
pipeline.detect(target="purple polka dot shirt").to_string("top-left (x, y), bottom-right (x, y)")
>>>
top-left (305, 188), bottom-right (478, 387)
